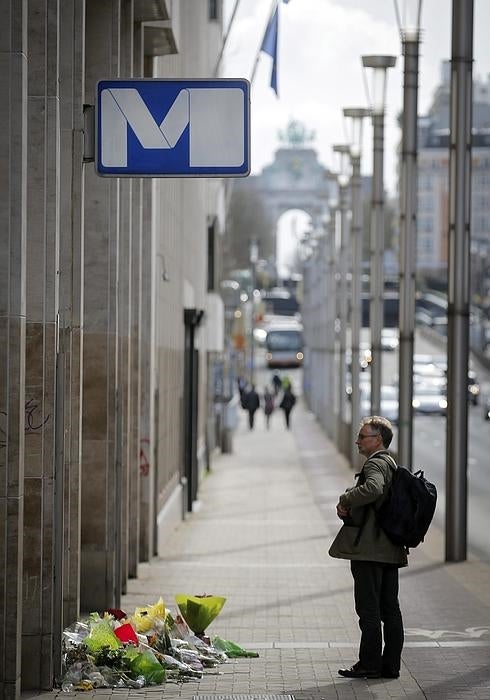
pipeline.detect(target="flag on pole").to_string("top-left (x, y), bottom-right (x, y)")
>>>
top-left (260, 5), bottom-right (279, 95)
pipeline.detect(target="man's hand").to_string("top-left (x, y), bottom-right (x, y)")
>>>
top-left (336, 502), bottom-right (350, 519)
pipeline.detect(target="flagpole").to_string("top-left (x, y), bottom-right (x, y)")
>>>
top-left (213, 0), bottom-right (243, 77)
top-left (250, 0), bottom-right (278, 86)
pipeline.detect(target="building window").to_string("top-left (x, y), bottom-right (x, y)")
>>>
top-left (419, 175), bottom-right (433, 191)
top-left (418, 196), bottom-right (433, 212)
top-left (209, 0), bottom-right (219, 20)
top-left (418, 217), bottom-right (433, 233)
top-left (418, 237), bottom-right (434, 253)
top-left (476, 216), bottom-right (490, 231)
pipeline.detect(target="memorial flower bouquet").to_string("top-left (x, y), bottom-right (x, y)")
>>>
top-left (174, 594), bottom-right (226, 636)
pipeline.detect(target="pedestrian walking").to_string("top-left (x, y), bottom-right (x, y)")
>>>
top-left (263, 387), bottom-right (275, 429)
top-left (329, 416), bottom-right (407, 680)
top-left (244, 384), bottom-right (260, 430)
top-left (279, 385), bottom-right (296, 429)
top-left (237, 376), bottom-right (248, 408)
top-left (272, 373), bottom-right (282, 396)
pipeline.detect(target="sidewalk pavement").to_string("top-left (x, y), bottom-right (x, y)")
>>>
top-left (28, 399), bottom-right (490, 699)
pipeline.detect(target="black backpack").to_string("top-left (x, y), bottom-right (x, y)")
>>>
top-left (376, 456), bottom-right (437, 550)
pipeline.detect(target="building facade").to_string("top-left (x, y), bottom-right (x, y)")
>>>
top-left (0, 1), bottom-right (226, 696)
top-left (417, 60), bottom-right (490, 297)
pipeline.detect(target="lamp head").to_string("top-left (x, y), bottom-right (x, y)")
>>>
top-left (343, 107), bottom-right (371, 120)
top-left (332, 144), bottom-right (350, 187)
top-left (362, 55), bottom-right (397, 115)
top-left (343, 107), bottom-right (370, 157)
top-left (394, 0), bottom-right (423, 41)
top-left (332, 144), bottom-right (351, 155)
top-left (362, 55), bottom-right (397, 70)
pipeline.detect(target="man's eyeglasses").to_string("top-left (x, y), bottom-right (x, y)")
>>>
top-left (357, 432), bottom-right (379, 440)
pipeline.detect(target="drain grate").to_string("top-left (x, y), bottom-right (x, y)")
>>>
top-left (195, 696), bottom-right (295, 700)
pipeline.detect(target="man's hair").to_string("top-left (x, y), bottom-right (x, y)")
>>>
top-left (360, 415), bottom-right (393, 448)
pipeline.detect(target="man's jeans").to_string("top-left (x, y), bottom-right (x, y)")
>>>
top-left (350, 560), bottom-right (404, 674)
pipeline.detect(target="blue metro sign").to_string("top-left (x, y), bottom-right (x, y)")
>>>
top-left (96, 78), bottom-right (250, 177)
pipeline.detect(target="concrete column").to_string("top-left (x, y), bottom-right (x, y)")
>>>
top-left (81, 0), bottom-right (121, 612)
top-left (118, 0), bottom-right (134, 594)
top-left (58, 0), bottom-right (85, 628)
top-left (128, 173), bottom-right (142, 576)
top-left (22, 0), bottom-right (61, 689)
top-left (139, 177), bottom-right (155, 560)
top-left (0, 3), bottom-right (28, 698)
top-left (128, 19), bottom-right (144, 576)
top-left (137, 44), bottom-right (155, 562)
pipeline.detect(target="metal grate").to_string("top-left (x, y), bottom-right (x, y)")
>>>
top-left (195, 696), bottom-right (295, 700)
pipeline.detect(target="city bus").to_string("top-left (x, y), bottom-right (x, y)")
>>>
top-left (265, 320), bottom-right (304, 368)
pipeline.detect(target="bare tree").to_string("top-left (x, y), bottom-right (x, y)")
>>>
top-left (223, 184), bottom-right (274, 275)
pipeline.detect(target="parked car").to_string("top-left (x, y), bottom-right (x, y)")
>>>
top-left (360, 384), bottom-right (399, 424)
top-left (358, 330), bottom-right (399, 365)
top-left (483, 395), bottom-right (490, 421)
top-left (415, 309), bottom-right (447, 334)
top-left (412, 383), bottom-right (447, 416)
top-left (413, 353), bottom-right (446, 370)
top-left (359, 342), bottom-right (372, 370)
top-left (381, 328), bottom-right (399, 351)
top-left (345, 371), bottom-right (371, 398)
top-left (413, 354), bottom-right (480, 405)
top-left (413, 362), bottom-right (446, 381)
top-left (467, 370), bottom-right (481, 405)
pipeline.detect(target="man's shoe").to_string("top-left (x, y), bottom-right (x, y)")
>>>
top-left (381, 670), bottom-right (400, 679)
top-left (338, 663), bottom-right (381, 679)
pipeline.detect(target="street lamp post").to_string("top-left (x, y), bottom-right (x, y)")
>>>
top-left (249, 239), bottom-right (259, 385)
top-left (333, 145), bottom-right (351, 454)
top-left (395, 0), bottom-right (423, 469)
top-left (325, 209), bottom-right (338, 440)
top-left (343, 107), bottom-right (370, 468)
top-left (446, 0), bottom-right (474, 562)
top-left (362, 55), bottom-right (396, 416)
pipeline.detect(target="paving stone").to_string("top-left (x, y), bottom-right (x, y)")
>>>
top-left (24, 402), bottom-right (490, 700)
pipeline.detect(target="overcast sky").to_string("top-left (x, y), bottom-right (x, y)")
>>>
top-left (221, 0), bottom-right (490, 197)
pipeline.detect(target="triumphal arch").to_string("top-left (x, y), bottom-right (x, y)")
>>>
top-left (246, 120), bottom-right (337, 238)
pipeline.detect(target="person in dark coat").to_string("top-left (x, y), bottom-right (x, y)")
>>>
top-left (263, 387), bottom-right (275, 429)
top-left (279, 386), bottom-right (296, 429)
top-left (244, 385), bottom-right (260, 429)
top-left (237, 377), bottom-right (248, 408)
top-left (272, 373), bottom-right (282, 396)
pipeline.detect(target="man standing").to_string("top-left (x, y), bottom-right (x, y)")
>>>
top-left (329, 416), bottom-right (407, 680)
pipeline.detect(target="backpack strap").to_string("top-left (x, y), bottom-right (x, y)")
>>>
top-left (373, 451), bottom-right (397, 472)
top-left (352, 452), bottom-right (396, 547)
top-left (370, 453), bottom-right (408, 547)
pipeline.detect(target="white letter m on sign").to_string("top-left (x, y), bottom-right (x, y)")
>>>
top-left (101, 87), bottom-right (245, 168)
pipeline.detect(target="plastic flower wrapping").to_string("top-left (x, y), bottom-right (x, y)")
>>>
top-left (60, 595), bottom-right (258, 691)
top-left (174, 594), bottom-right (226, 635)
